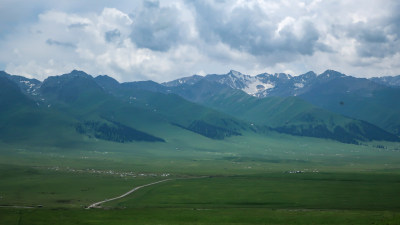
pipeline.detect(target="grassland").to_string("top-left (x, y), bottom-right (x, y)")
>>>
top-left (106, 173), bottom-right (400, 210)
top-left (1, 208), bottom-right (399, 225)
top-left (1, 133), bottom-right (400, 224)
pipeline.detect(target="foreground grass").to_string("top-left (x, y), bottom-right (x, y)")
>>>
top-left (1, 169), bottom-right (400, 224)
top-left (1, 208), bottom-right (399, 225)
top-left (1, 135), bottom-right (400, 224)
top-left (107, 173), bottom-right (400, 211)
top-left (0, 164), bottom-right (165, 208)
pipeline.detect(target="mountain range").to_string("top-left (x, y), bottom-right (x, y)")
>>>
top-left (0, 69), bottom-right (399, 147)
top-left (162, 70), bottom-right (400, 136)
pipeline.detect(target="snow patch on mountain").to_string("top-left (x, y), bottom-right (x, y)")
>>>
top-left (217, 70), bottom-right (278, 96)
top-left (162, 69), bottom-right (350, 98)
top-left (243, 79), bottom-right (275, 96)
top-left (294, 82), bottom-right (304, 89)
top-left (17, 79), bottom-right (40, 96)
top-left (274, 73), bottom-right (292, 80)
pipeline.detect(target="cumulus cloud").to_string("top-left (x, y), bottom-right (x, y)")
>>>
top-left (129, 0), bottom-right (190, 51)
top-left (0, 0), bottom-right (400, 81)
top-left (344, 2), bottom-right (400, 59)
top-left (188, 1), bottom-right (323, 58)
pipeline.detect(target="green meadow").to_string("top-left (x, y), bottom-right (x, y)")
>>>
top-left (1, 133), bottom-right (400, 224)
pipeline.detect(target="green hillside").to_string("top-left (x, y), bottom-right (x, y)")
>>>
top-left (1, 70), bottom-right (398, 147)
top-left (95, 76), bottom-right (248, 139)
top-left (300, 77), bottom-right (400, 135)
top-left (1, 71), bottom-right (400, 225)
top-left (177, 81), bottom-right (399, 143)
top-left (0, 75), bottom-right (34, 110)
top-left (0, 75), bottom-right (85, 147)
top-left (0, 71), bottom-right (250, 147)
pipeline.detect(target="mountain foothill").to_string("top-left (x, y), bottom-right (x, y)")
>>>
top-left (0, 69), bottom-right (399, 146)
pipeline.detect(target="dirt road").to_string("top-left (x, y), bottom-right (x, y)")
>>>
top-left (87, 179), bottom-right (173, 209)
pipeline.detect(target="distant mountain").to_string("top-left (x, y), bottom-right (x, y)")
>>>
top-left (1, 69), bottom-right (399, 145)
top-left (0, 74), bottom-right (84, 146)
top-left (1, 70), bottom-right (247, 142)
top-left (299, 74), bottom-right (400, 136)
top-left (0, 74), bottom-right (34, 109)
top-left (40, 70), bottom-right (109, 107)
top-left (165, 70), bottom-right (278, 97)
top-left (94, 76), bottom-right (248, 140)
top-left (164, 69), bottom-right (400, 136)
top-left (0, 71), bottom-right (167, 145)
top-left (370, 75), bottom-right (400, 87)
top-left (164, 69), bottom-right (348, 98)
top-left (163, 74), bottom-right (204, 87)
top-left (0, 71), bottom-right (41, 96)
top-left (160, 79), bottom-right (398, 144)
top-left (44, 71), bottom-right (247, 141)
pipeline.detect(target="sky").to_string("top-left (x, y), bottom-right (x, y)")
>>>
top-left (0, 0), bottom-right (399, 82)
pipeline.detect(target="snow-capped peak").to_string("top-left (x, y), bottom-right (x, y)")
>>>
top-left (163, 69), bottom-right (347, 98)
top-left (273, 73), bottom-right (292, 79)
top-left (220, 70), bottom-right (275, 96)
top-left (228, 70), bottom-right (243, 77)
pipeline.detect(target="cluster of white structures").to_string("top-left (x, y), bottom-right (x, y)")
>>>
top-left (286, 169), bottom-right (319, 174)
top-left (47, 166), bottom-right (170, 178)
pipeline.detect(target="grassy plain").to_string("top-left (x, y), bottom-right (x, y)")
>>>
top-left (1, 133), bottom-right (400, 224)
top-left (1, 208), bottom-right (400, 225)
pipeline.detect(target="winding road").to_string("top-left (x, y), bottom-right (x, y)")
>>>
top-left (87, 178), bottom-right (173, 209)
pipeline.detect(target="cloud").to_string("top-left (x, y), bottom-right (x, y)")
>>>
top-left (188, 1), bottom-right (322, 59)
top-left (343, 2), bottom-right (400, 59)
top-left (1, 0), bottom-right (400, 81)
top-left (0, 6), bottom-right (201, 82)
top-left (105, 29), bottom-right (121, 43)
top-left (68, 23), bottom-right (89, 29)
top-left (0, 0), bottom-right (140, 39)
top-left (129, 0), bottom-right (191, 52)
top-left (46, 39), bottom-right (76, 48)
